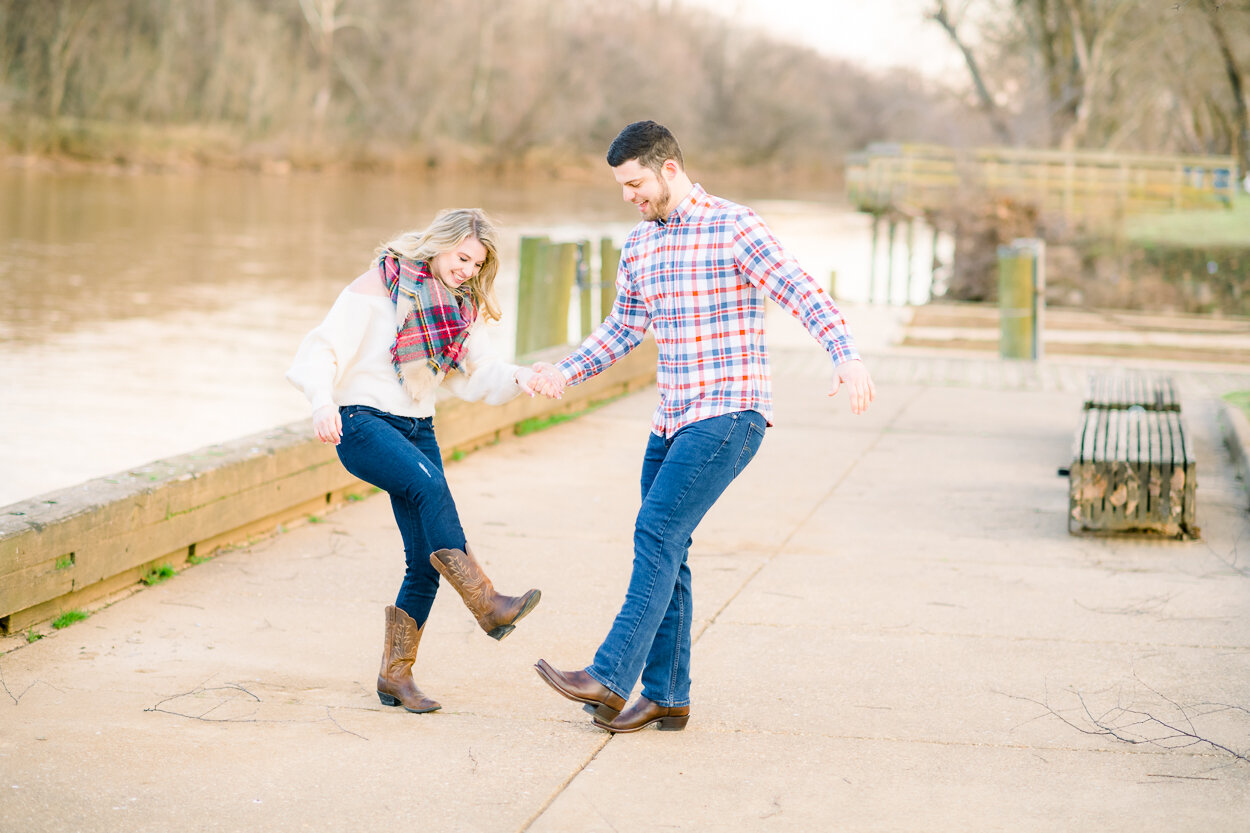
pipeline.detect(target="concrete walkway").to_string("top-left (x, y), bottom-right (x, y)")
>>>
top-left (3, 334), bottom-right (1250, 832)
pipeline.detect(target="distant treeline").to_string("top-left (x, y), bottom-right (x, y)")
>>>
top-left (0, 0), bottom-right (985, 174)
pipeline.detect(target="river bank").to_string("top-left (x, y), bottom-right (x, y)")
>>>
top-left (1, 121), bottom-right (847, 196)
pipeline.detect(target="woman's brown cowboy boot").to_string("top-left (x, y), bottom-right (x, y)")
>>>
top-left (376, 605), bottom-right (440, 713)
top-left (429, 546), bottom-right (541, 640)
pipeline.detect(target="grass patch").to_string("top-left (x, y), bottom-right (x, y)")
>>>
top-left (52, 609), bottom-right (89, 629)
top-left (515, 412), bottom-right (578, 436)
top-left (514, 392), bottom-right (628, 437)
top-left (1225, 391), bottom-right (1250, 421)
top-left (25, 628), bottom-right (43, 643)
top-left (54, 554), bottom-right (74, 570)
top-left (307, 514), bottom-right (324, 524)
top-left (1125, 195), bottom-right (1250, 247)
top-left (187, 553), bottom-right (213, 565)
top-left (141, 563), bottom-right (177, 586)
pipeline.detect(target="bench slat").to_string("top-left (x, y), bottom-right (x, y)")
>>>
top-left (1083, 371), bottom-right (1181, 412)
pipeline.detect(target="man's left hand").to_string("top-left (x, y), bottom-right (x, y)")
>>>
top-left (828, 359), bottom-right (875, 415)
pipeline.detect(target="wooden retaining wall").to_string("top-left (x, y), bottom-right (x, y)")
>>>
top-left (0, 340), bottom-right (657, 634)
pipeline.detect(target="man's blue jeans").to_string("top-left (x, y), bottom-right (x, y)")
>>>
top-left (586, 410), bottom-right (766, 707)
top-left (334, 405), bottom-right (467, 626)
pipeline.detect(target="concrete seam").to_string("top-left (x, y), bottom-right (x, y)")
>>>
top-left (516, 734), bottom-right (612, 833)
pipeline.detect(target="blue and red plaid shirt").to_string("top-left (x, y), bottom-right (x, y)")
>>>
top-left (557, 184), bottom-right (861, 437)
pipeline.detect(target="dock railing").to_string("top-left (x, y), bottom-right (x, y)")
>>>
top-left (846, 143), bottom-right (1239, 219)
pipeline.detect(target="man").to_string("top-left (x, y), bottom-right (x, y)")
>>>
top-left (531, 120), bottom-right (874, 734)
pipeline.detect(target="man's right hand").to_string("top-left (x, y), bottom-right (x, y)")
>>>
top-left (530, 362), bottom-right (566, 399)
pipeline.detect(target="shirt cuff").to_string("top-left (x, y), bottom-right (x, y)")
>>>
top-left (555, 358), bottom-right (581, 386)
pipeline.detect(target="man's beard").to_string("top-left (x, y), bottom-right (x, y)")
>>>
top-left (642, 177), bottom-right (672, 222)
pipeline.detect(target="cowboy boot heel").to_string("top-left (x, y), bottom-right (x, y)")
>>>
top-left (658, 714), bottom-right (690, 731)
top-left (487, 623), bottom-right (516, 640)
top-left (378, 692), bottom-right (399, 707)
top-left (591, 696), bottom-right (689, 733)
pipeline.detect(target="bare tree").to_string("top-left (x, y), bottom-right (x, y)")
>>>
top-left (1200, 1), bottom-right (1250, 181)
top-left (298, 0), bottom-right (364, 133)
top-left (43, 0), bottom-right (97, 120)
top-left (929, 0), bottom-right (1140, 149)
top-left (928, 0), bottom-right (1015, 143)
top-left (1043, 0), bottom-right (1135, 149)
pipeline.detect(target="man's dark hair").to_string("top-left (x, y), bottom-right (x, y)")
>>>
top-left (606, 120), bottom-right (684, 174)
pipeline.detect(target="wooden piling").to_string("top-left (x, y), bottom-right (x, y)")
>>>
top-left (576, 240), bottom-right (592, 339)
top-left (905, 218), bottom-right (915, 306)
top-left (549, 242), bottom-right (578, 349)
top-left (886, 218), bottom-right (897, 306)
top-left (600, 237), bottom-right (620, 321)
top-left (515, 235), bottom-right (551, 357)
top-left (929, 225), bottom-right (940, 303)
top-left (868, 214), bottom-right (880, 304)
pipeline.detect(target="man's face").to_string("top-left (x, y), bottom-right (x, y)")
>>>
top-left (613, 159), bottom-right (672, 222)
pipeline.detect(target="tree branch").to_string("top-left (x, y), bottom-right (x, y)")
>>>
top-left (1003, 678), bottom-right (1250, 766)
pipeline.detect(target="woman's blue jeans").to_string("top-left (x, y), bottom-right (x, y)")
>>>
top-left (334, 405), bottom-right (467, 626)
top-left (586, 410), bottom-right (766, 707)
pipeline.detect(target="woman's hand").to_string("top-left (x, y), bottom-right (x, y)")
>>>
top-left (515, 367), bottom-right (539, 397)
top-left (313, 404), bottom-right (342, 445)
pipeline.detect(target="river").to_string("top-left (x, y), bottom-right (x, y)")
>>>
top-left (0, 167), bottom-right (935, 506)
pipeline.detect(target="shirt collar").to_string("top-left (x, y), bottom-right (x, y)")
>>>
top-left (657, 183), bottom-right (706, 228)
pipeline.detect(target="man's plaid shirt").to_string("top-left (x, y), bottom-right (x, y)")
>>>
top-left (557, 184), bottom-right (861, 437)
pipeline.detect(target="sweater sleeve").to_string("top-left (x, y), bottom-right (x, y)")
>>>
top-left (440, 323), bottom-right (522, 406)
top-left (285, 291), bottom-right (372, 412)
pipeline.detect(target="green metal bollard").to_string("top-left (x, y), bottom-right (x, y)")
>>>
top-left (997, 239), bottom-right (1045, 360)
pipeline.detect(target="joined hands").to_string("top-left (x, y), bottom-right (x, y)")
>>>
top-left (516, 362), bottom-right (566, 399)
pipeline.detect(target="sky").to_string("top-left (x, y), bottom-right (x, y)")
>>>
top-left (683, 0), bottom-right (968, 81)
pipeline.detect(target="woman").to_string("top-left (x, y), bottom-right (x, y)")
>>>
top-left (286, 208), bottom-right (548, 714)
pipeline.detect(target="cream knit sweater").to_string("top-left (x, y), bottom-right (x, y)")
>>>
top-left (286, 286), bottom-right (522, 418)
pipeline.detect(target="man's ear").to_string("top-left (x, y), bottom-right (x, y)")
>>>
top-left (662, 159), bottom-right (680, 180)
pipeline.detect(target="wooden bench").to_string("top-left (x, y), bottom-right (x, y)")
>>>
top-left (1068, 373), bottom-right (1198, 539)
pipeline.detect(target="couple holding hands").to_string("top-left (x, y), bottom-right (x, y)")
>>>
top-left (287, 121), bottom-right (875, 734)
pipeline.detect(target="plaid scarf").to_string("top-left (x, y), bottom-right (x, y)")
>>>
top-left (379, 254), bottom-right (477, 400)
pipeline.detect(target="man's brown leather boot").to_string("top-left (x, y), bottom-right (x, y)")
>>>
top-left (376, 605), bottom-right (440, 713)
top-left (429, 546), bottom-right (541, 640)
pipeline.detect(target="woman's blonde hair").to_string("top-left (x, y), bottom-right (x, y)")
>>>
top-left (378, 208), bottom-right (503, 322)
